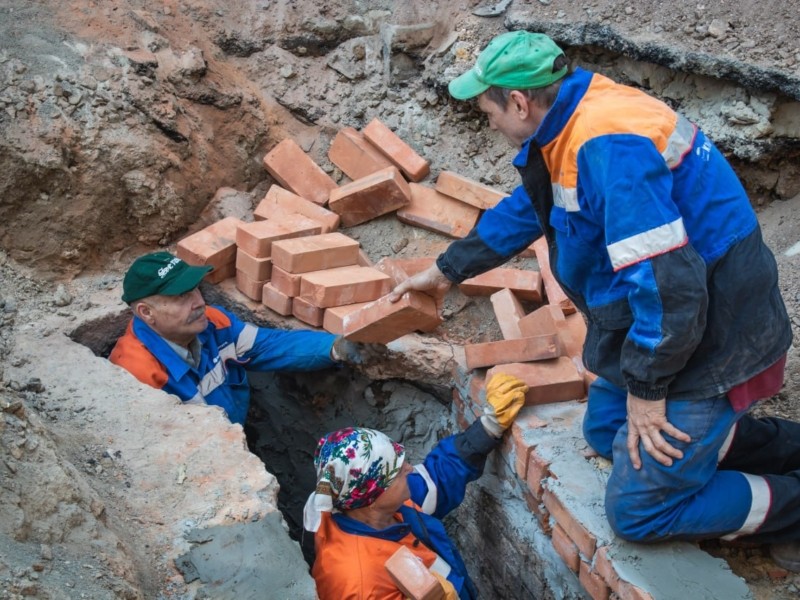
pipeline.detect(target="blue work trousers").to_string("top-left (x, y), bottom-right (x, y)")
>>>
top-left (584, 377), bottom-right (800, 543)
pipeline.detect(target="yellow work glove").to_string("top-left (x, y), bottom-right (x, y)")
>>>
top-left (431, 571), bottom-right (458, 600)
top-left (480, 373), bottom-right (529, 438)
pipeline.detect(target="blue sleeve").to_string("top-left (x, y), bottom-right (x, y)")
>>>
top-left (578, 136), bottom-right (708, 399)
top-left (407, 420), bottom-right (499, 519)
top-left (436, 185), bottom-right (542, 283)
top-left (215, 306), bottom-right (338, 372)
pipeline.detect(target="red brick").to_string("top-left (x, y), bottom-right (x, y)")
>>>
top-left (236, 216), bottom-right (322, 258)
top-left (526, 449), bottom-right (551, 498)
top-left (397, 183), bottom-right (479, 238)
top-left (593, 547), bottom-right (621, 593)
top-left (270, 266), bottom-right (303, 297)
top-left (513, 427), bottom-right (533, 479)
top-left (487, 358), bottom-right (585, 405)
top-left (328, 166), bottom-right (411, 227)
top-left (254, 185), bottom-right (340, 233)
top-left (523, 489), bottom-right (551, 534)
top-left (271, 232), bottom-right (361, 273)
top-left (236, 249), bottom-right (272, 282)
top-left (327, 127), bottom-right (394, 181)
top-left (343, 291), bottom-right (441, 344)
top-left (490, 289), bottom-right (526, 340)
top-left (435, 171), bottom-right (507, 209)
top-left (357, 249), bottom-right (373, 267)
top-left (235, 269), bottom-right (266, 302)
top-left (262, 139), bottom-right (338, 206)
top-left (532, 236), bottom-right (576, 314)
top-left (176, 217), bottom-right (241, 283)
top-left (262, 283), bottom-right (293, 316)
top-left (558, 312), bottom-right (587, 360)
top-left (519, 305), bottom-right (566, 337)
top-left (551, 524), bottom-right (580, 573)
top-left (464, 335), bottom-right (560, 370)
top-left (384, 545), bottom-right (443, 600)
top-left (579, 561), bottom-right (611, 600)
top-left (322, 302), bottom-right (372, 335)
top-left (542, 489), bottom-right (598, 559)
top-left (299, 266), bottom-right (392, 308)
top-left (362, 118), bottom-right (430, 182)
top-left (459, 268), bottom-right (542, 302)
top-left (618, 583), bottom-right (654, 600)
top-left (374, 257), bottom-right (437, 285)
top-left (292, 296), bottom-right (324, 327)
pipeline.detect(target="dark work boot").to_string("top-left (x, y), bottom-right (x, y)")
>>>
top-left (771, 541), bottom-right (800, 572)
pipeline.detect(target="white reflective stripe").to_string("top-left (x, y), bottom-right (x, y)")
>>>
top-left (552, 183), bottom-right (580, 212)
top-left (183, 392), bottom-right (207, 406)
top-left (236, 323), bottom-right (258, 355)
top-left (721, 473), bottom-right (771, 539)
top-left (429, 555), bottom-right (452, 578)
top-left (198, 359), bottom-right (229, 397)
top-left (717, 421), bottom-right (738, 464)
top-left (607, 217), bottom-right (687, 270)
top-left (662, 115), bottom-right (696, 168)
top-left (413, 464), bottom-right (438, 515)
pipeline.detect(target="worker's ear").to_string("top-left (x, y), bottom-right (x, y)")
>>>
top-left (132, 300), bottom-right (155, 324)
top-left (508, 90), bottom-right (532, 120)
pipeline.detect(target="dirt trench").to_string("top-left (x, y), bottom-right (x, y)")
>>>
top-left (3, 0), bottom-right (800, 598)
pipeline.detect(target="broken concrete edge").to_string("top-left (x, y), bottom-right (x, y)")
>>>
top-left (505, 16), bottom-right (800, 101)
top-left (451, 357), bottom-right (754, 600)
top-left (5, 301), bottom-right (311, 596)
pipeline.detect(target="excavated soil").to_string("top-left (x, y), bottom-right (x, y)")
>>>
top-left (2, 0), bottom-right (800, 598)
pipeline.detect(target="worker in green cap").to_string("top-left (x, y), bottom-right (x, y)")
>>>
top-left (390, 30), bottom-right (800, 569)
top-left (110, 251), bottom-right (380, 425)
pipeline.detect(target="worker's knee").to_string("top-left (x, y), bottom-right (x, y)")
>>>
top-left (604, 490), bottom-right (666, 543)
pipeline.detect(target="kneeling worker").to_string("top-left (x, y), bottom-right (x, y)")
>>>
top-left (110, 251), bottom-right (374, 425)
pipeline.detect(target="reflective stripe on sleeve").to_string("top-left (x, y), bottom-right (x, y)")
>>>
top-left (721, 473), bottom-right (771, 539)
top-left (183, 392), bottom-right (207, 406)
top-left (607, 217), bottom-right (688, 271)
top-left (662, 115), bottom-right (696, 169)
top-left (717, 421), bottom-right (738, 464)
top-left (553, 184), bottom-right (580, 212)
top-left (413, 464), bottom-right (438, 515)
top-left (236, 323), bottom-right (258, 355)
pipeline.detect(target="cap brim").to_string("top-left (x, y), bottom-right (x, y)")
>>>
top-left (448, 68), bottom-right (490, 100)
top-left (160, 263), bottom-right (213, 296)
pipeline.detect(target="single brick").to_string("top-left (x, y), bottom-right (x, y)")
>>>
top-left (551, 524), bottom-right (580, 573)
top-left (343, 291), bottom-right (441, 344)
top-left (384, 545), bottom-right (444, 600)
top-left (374, 257), bottom-right (437, 285)
top-left (490, 289), bottom-right (526, 340)
top-left (542, 489), bottom-right (598, 559)
top-left (270, 266), bottom-right (303, 297)
top-left (236, 216), bottom-right (322, 258)
top-left (262, 283), bottom-right (293, 316)
top-left (292, 296), bottom-right (324, 327)
top-left (397, 183), bottom-right (480, 239)
top-left (460, 268), bottom-right (542, 302)
top-left (271, 232), bottom-right (361, 273)
top-left (323, 302), bottom-right (372, 335)
top-left (328, 166), bottom-right (411, 227)
top-left (579, 561), bottom-right (611, 600)
top-left (435, 171), bottom-right (507, 209)
top-left (593, 547), bottom-right (621, 594)
top-left (558, 312), bottom-right (587, 360)
top-left (486, 358), bottom-right (585, 405)
top-left (236, 249), bottom-right (272, 282)
top-left (235, 269), bottom-right (266, 302)
top-left (299, 266), bottom-right (392, 308)
top-left (519, 305), bottom-right (566, 337)
top-left (464, 335), bottom-right (560, 370)
top-left (262, 138), bottom-right (337, 206)
top-left (526, 448), bottom-right (551, 498)
top-left (327, 127), bottom-right (394, 181)
top-left (618, 583), bottom-right (654, 600)
top-left (254, 185), bottom-right (341, 233)
top-left (362, 118), bottom-right (430, 182)
top-left (358, 248), bottom-right (373, 267)
top-left (513, 427), bottom-right (533, 480)
top-left (176, 216), bottom-right (241, 283)
top-left (533, 236), bottom-right (576, 314)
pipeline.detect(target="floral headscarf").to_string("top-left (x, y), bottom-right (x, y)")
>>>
top-left (303, 427), bottom-right (405, 532)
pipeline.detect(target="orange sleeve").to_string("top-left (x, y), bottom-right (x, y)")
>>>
top-left (109, 321), bottom-right (169, 389)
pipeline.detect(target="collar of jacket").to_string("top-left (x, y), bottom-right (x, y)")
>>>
top-left (331, 511), bottom-right (412, 542)
top-left (513, 67), bottom-right (593, 169)
top-left (132, 314), bottom-right (207, 382)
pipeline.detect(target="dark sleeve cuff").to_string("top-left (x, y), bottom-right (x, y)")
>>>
top-left (453, 419), bottom-right (501, 471)
top-left (626, 381), bottom-right (670, 400)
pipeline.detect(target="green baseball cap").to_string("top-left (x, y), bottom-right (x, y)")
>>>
top-left (121, 252), bottom-right (212, 304)
top-left (449, 31), bottom-right (567, 100)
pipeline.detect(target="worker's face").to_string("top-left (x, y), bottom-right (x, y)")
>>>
top-left (372, 460), bottom-right (414, 510)
top-left (135, 287), bottom-right (207, 346)
top-left (477, 91), bottom-right (542, 149)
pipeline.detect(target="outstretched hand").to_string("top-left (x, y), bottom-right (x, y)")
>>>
top-left (387, 264), bottom-right (451, 303)
top-left (626, 394), bottom-right (691, 469)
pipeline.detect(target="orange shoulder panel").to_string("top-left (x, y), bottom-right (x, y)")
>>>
top-left (205, 306), bottom-right (231, 328)
top-left (108, 321), bottom-right (169, 389)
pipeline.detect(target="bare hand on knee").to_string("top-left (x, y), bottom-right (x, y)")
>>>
top-left (626, 394), bottom-right (691, 469)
